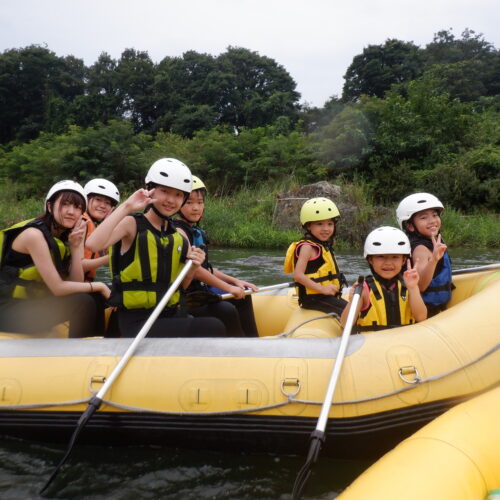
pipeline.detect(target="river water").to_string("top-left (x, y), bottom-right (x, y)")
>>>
top-left (1, 248), bottom-right (499, 500)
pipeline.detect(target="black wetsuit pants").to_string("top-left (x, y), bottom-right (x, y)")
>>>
top-left (117, 308), bottom-right (226, 338)
top-left (299, 294), bottom-right (348, 317)
top-left (188, 296), bottom-right (259, 337)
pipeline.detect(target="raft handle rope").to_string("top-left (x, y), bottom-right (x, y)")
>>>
top-left (272, 311), bottom-right (340, 338)
top-left (2, 343), bottom-right (498, 415)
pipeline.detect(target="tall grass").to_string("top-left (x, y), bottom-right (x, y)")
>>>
top-left (441, 209), bottom-right (500, 248)
top-left (203, 182), bottom-right (301, 249)
top-left (1, 181), bottom-right (498, 249)
top-left (0, 184), bottom-right (42, 227)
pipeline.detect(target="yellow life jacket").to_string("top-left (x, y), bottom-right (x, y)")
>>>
top-left (108, 213), bottom-right (188, 310)
top-left (284, 238), bottom-right (346, 300)
top-left (358, 275), bottom-right (415, 332)
top-left (0, 219), bottom-right (70, 300)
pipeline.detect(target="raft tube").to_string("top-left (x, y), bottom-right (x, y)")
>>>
top-left (0, 269), bottom-right (499, 458)
top-left (337, 384), bottom-right (500, 499)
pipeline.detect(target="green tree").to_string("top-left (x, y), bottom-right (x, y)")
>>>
top-left (0, 45), bottom-right (85, 143)
top-left (361, 76), bottom-right (475, 202)
top-left (115, 49), bottom-right (157, 132)
top-left (420, 29), bottom-right (500, 102)
top-left (216, 47), bottom-right (300, 129)
top-left (0, 121), bottom-right (151, 194)
top-left (76, 52), bottom-right (122, 127)
top-left (342, 39), bottom-right (424, 102)
top-left (424, 28), bottom-right (496, 66)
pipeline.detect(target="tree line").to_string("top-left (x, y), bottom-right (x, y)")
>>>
top-left (0, 28), bottom-right (498, 212)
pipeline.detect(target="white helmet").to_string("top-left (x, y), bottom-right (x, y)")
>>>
top-left (145, 158), bottom-right (192, 193)
top-left (84, 178), bottom-right (120, 204)
top-left (45, 180), bottom-right (87, 211)
top-left (364, 226), bottom-right (411, 258)
top-left (396, 193), bottom-right (444, 229)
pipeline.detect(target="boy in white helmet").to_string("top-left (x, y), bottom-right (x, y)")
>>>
top-left (82, 178), bottom-right (120, 282)
top-left (86, 158), bottom-right (226, 338)
top-left (284, 197), bottom-right (348, 316)
top-left (396, 193), bottom-right (452, 317)
top-left (340, 226), bottom-right (427, 330)
top-left (0, 181), bottom-right (110, 337)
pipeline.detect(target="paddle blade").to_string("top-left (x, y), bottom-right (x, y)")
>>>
top-left (40, 398), bottom-right (101, 495)
top-left (291, 430), bottom-right (325, 500)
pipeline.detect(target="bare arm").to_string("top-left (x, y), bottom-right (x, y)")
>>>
top-left (12, 228), bottom-right (110, 298)
top-left (212, 268), bottom-right (258, 292)
top-left (82, 255), bottom-right (109, 273)
top-left (86, 189), bottom-right (156, 253)
top-left (412, 235), bottom-right (447, 292)
top-left (194, 267), bottom-right (246, 299)
top-left (340, 281), bottom-right (370, 327)
top-left (403, 259), bottom-right (427, 322)
top-left (66, 217), bottom-right (87, 282)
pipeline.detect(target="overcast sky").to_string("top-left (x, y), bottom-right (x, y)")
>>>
top-left (1, 0), bottom-right (499, 107)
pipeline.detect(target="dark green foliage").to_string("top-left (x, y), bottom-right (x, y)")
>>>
top-left (0, 121), bottom-right (151, 196)
top-left (0, 29), bottom-right (499, 215)
top-left (342, 39), bottom-right (424, 101)
top-left (0, 45), bottom-right (300, 142)
top-left (0, 45), bottom-right (85, 143)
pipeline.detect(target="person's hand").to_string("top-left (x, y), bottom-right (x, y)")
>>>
top-left (349, 280), bottom-right (369, 308)
top-left (431, 234), bottom-right (447, 262)
top-left (403, 259), bottom-right (420, 289)
top-left (227, 285), bottom-right (246, 299)
top-left (68, 217), bottom-right (86, 249)
top-left (94, 281), bottom-right (111, 300)
top-left (124, 189), bottom-right (158, 212)
top-left (233, 279), bottom-right (258, 292)
top-left (187, 246), bottom-right (206, 268)
top-left (321, 284), bottom-right (339, 296)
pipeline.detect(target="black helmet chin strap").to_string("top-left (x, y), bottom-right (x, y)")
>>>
top-left (150, 204), bottom-right (170, 234)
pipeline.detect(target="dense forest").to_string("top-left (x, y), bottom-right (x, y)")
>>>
top-left (0, 28), bottom-right (499, 212)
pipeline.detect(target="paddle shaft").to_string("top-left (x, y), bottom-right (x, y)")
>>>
top-left (316, 277), bottom-right (364, 433)
top-left (96, 259), bottom-right (193, 399)
top-left (40, 259), bottom-right (194, 494)
top-left (219, 281), bottom-right (294, 300)
top-left (290, 277), bottom-right (364, 500)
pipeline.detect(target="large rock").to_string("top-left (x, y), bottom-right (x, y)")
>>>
top-left (273, 181), bottom-right (392, 246)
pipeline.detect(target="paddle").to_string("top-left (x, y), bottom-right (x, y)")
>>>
top-left (40, 259), bottom-right (194, 495)
top-left (452, 263), bottom-right (500, 275)
top-left (291, 276), bottom-right (365, 500)
top-left (185, 281), bottom-right (294, 308)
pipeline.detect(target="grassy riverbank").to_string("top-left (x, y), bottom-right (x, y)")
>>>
top-left (1, 181), bottom-right (498, 249)
top-left (204, 184), bottom-right (500, 249)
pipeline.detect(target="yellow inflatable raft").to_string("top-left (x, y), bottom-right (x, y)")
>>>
top-left (337, 384), bottom-right (500, 500)
top-left (0, 267), bottom-right (499, 458)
